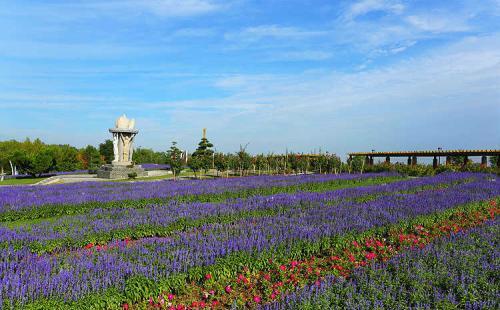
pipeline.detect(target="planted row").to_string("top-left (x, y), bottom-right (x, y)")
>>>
top-left (3, 172), bottom-right (479, 253)
top-left (265, 217), bottom-right (499, 310)
top-left (0, 173), bottom-right (402, 222)
top-left (2, 176), bottom-right (498, 308)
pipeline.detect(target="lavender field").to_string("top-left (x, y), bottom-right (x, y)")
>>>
top-left (0, 172), bottom-right (498, 309)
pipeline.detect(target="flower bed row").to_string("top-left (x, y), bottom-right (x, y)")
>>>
top-left (263, 213), bottom-right (499, 309)
top-left (2, 177), bottom-right (498, 309)
top-left (1, 172), bottom-right (476, 253)
top-left (139, 200), bottom-right (498, 309)
top-left (0, 173), bottom-right (403, 222)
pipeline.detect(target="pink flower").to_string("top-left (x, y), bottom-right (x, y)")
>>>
top-left (253, 296), bottom-right (261, 303)
top-left (122, 303), bottom-right (129, 310)
top-left (225, 285), bottom-right (232, 293)
top-left (168, 294), bottom-right (174, 301)
top-left (279, 265), bottom-right (286, 271)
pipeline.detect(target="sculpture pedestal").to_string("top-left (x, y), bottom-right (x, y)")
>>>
top-left (97, 164), bottom-right (147, 179)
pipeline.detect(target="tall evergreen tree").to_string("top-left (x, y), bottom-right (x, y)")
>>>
top-left (192, 129), bottom-right (214, 175)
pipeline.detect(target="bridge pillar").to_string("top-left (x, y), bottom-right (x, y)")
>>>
top-left (480, 156), bottom-right (487, 168)
top-left (407, 156), bottom-right (411, 165)
top-left (385, 156), bottom-right (390, 164)
top-left (369, 156), bottom-right (374, 166)
top-left (411, 156), bottom-right (417, 166)
top-left (433, 156), bottom-right (438, 169)
top-left (365, 156), bottom-right (370, 167)
top-left (463, 156), bottom-right (469, 167)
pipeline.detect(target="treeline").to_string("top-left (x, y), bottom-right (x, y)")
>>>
top-left (0, 138), bottom-right (167, 177)
top-left (1, 137), bottom-right (498, 179)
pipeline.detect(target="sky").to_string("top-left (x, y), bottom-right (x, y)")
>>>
top-left (1, 0), bottom-right (499, 158)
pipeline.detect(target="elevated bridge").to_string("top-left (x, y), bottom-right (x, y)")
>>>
top-left (348, 149), bottom-right (500, 168)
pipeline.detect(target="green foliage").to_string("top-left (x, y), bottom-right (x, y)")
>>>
top-left (133, 148), bottom-right (167, 165)
top-left (214, 152), bottom-right (229, 176)
top-left (99, 139), bottom-right (114, 164)
top-left (128, 172), bottom-right (137, 179)
top-left (165, 141), bottom-right (183, 179)
top-left (191, 135), bottom-right (214, 174)
top-left (83, 145), bottom-right (103, 172)
top-left (29, 149), bottom-right (55, 177)
top-left (187, 156), bottom-right (202, 179)
top-left (236, 145), bottom-right (252, 176)
top-left (348, 155), bottom-right (364, 173)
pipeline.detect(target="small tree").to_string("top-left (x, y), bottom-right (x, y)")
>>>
top-left (83, 145), bottom-right (102, 172)
top-left (237, 145), bottom-right (252, 176)
top-left (166, 141), bottom-right (183, 180)
top-left (187, 156), bottom-right (202, 179)
top-left (489, 155), bottom-right (499, 167)
top-left (214, 153), bottom-right (228, 177)
top-left (99, 140), bottom-right (114, 164)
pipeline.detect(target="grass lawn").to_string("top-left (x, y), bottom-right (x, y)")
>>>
top-left (0, 177), bottom-right (48, 186)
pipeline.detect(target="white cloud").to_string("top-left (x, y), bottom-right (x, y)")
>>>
top-left (346, 0), bottom-right (404, 20)
top-left (171, 27), bottom-right (216, 37)
top-left (273, 50), bottom-right (333, 61)
top-left (225, 25), bottom-right (329, 42)
top-left (406, 14), bottom-right (471, 33)
top-left (130, 0), bottom-right (222, 17)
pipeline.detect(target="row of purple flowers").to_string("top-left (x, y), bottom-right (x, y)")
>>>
top-left (0, 174), bottom-right (497, 305)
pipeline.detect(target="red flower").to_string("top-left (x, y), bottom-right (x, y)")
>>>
top-left (122, 303), bottom-right (129, 310)
top-left (225, 285), bottom-right (232, 293)
top-left (212, 300), bottom-right (219, 307)
top-left (291, 260), bottom-right (299, 267)
top-left (490, 200), bottom-right (497, 207)
top-left (84, 243), bottom-right (94, 249)
top-left (331, 256), bottom-right (341, 261)
top-left (205, 273), bottom-right (212, 280)
top-left (253, 296), bottom-right (261, 303)
top-left (263, 273), bottom-right (271, 281)
top-left (365, 252), bottom-right (376, 260)
top-left (352, 240), bottom-right (360, 248)
top-left (279, 265), bottom-right (287, 271)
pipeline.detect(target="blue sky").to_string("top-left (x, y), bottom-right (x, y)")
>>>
top-left (1, 0), bottom-right (499, 157)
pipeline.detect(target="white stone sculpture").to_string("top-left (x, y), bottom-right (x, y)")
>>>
top-left (109, 114), bottom-right (138, 165)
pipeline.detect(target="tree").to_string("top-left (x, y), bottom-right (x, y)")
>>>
top-left (489, 155), bottom-right (499, 167)
top-left (133, 148), bottom-right (167, 164)
top-left (29, 149), bottom-right (55, 177)
top-left (192, 134), bottom-right (214, 176)
top-left (99, 140), bottom-right (114, 164)
top-left (254, 154), bottom-right (266, 175)
top-left (236, 145), bottom-right (252, 176)
top-left (187, 156), bottom-right (202, 179)
top-left (10, 150), bottom-right (30, 175)
top-left (166, 141), bottom-right (183, 180)
top-left (56, 145), bottom-right (81, 172)
top-left (348, 155), bottom-right (364, 173)
top-left (83, 145), bottom-right (102, 172)
top-left (214, 153), bottom-right (228, 177)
